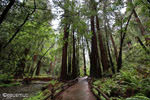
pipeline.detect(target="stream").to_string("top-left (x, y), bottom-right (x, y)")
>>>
top-left (0, 82), bottom-right (48, 100)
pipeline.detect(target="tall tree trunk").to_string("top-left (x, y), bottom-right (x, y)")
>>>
top-left (85, 38), bottom-right (91, 57)
top-left (35, 60), bottom-right (41, 75)
top-left (117, 10), bottom-right (134, 72)
top-left (68, 49), bottom-right (72, 75)
top-left (60, 25), bottom-right (70, 80)
top-left (104, 21), bottom-right (115, 74)
top-left (0, 0), bottom-right (15, 25)
top-left (117, 30), bottom-right (124, 72)
top-left (14, 48), bottom-right (30, 78)
top-left (52, 56), bottom-right (57, 76)
top-left (28, 39), bottom-right (44, 75)
top-left (49, 56), bottom-right (57, 76)
top-left (72, 30), bottom-right (77, 79)
top-left (48, 61), bottom-right (53, 74)
top-left (82, 38), bottom-right (87, 76)
top-left (107, 41), bottom-right (115, 74)
top-left (110, 34), bottom-right (118, 63)
top-left (96, 15), bottom-right (110, 72)
top-left (76, 37), bottom-right (80, 76)
top-left (31, 43), bottom-right (55, 77)
top-left (29, 55), bottom-right (37, 76)
top-left (90, 15), bottom-right (102, 78)
top-left (105, 15), bottom-right (118, 63)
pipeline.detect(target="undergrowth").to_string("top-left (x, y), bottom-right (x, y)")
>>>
top-left (93, 44), bottom-right (150, 100)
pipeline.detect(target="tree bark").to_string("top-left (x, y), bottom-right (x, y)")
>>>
top-left (68, 49), bottom-right (72, 75)
top-left (0, 0), bottom-right (15, 25)
top-left (96, 15), bottom-right (110, 72)
top-left (104, 20), bottom-right (115, 74)
top-left (85, 38), bottom-right (91, 57)
top-left (107, 41), bottom-right (115, 74)
top-left (52, 56), bottom-right (57, 76)
top-left (90, 15), bottom-right (102, 78)
top-left (72, 30), bottom-right (77, 79)
top-left (60, 25), bottom-right (70, 80)
top-left (35, 60), bottom-right (41, 75)
top-left (106, 17), bottom-right (118, 64)
top-left (110, 34), bottom-right (118, 63)
top-left (82, 38), bottom-right (87, 76)
top-left (14, 48), bottom-right (30, 78)
top-left (76, 37), bottom-right (80, 76)
top-left (29, 55), bottom-right (37, 76)
top-left (30, 43), bottom-right (55, 77)
top-left (48, 61), bottom-right (53, 74)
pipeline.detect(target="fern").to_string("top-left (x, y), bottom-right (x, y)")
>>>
top-left (126, 96), bottom-right (150, 100)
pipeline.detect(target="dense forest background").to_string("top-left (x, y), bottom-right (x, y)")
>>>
top-left (0, 0), bottom-right (150, 100)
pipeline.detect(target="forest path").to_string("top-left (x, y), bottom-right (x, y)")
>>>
top-left (55, 76), bottom-right (97, 100)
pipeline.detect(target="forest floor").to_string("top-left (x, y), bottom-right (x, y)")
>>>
top-left (55, 77), bottom-right (97, 100)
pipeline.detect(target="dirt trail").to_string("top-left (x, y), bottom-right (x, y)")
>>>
top-left (55, 77), bottom-right (97, 100)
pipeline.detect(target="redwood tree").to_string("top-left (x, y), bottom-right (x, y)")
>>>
top-left (60, 25), bottom-right (70, 80)
top-left (90, 15), bottom-right (102, 78)
top-left (72, 30), bottom-right (78, 79)
top-left (82, 37), bottom-right (87, 76)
